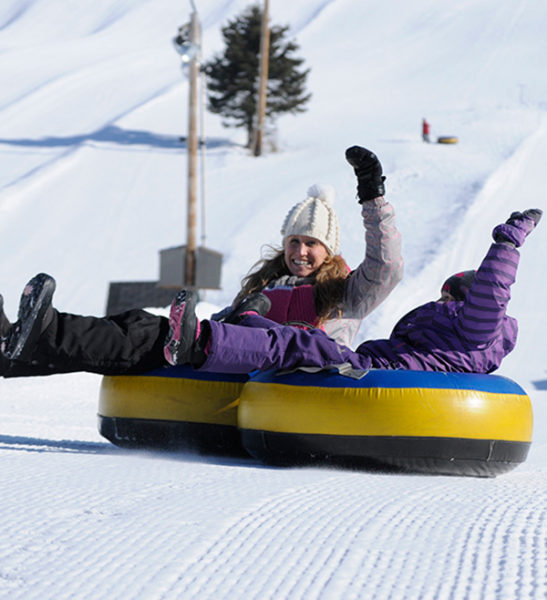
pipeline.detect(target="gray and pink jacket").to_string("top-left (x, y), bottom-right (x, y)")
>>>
top-left (201, 232), bottom-right (525, 376)
top-left (260, 197), bottom-right (403, 347)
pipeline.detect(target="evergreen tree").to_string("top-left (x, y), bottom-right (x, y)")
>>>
top-left (204, 5), bottom-right (311, 148)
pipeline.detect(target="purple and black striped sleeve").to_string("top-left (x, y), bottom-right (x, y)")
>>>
top-left (454, 243), bottom-right (519, 345)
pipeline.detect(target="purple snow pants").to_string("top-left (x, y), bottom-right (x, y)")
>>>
top-left (199, 315), bottom-right (372, 374)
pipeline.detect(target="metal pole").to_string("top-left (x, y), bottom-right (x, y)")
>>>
top-left (185, 9), bottom-right (200, 287)
top-left (200, 68), bottom-right (207, 248)
top-left (253, 0), bottom-right (270, 156)
top-left (198, 42), bottom-right (207, 301)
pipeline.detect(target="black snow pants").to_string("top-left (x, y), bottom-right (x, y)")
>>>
top-left (3, 309), bottom-right (169, 378)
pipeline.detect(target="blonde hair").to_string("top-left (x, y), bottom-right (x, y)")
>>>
top-left (236, 246), bottom-right (349, 323)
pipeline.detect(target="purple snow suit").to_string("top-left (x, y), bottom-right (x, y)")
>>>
top-left (200, 241), bottom-right (519, 375)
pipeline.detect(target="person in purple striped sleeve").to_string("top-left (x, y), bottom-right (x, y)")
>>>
top-left (0, 209), bottom-right (539, 379)
top-left (163, 208), bottom-right (541, 376)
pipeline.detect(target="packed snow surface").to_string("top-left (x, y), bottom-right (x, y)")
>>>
top-left (0, 1), bottom-right (546, 598)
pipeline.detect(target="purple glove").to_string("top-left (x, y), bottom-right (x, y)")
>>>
top-left (492, 209), bottom-right (542, 247)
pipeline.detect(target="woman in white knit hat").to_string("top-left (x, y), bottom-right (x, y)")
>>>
top-left (213, 145), bottom-right (403, 347)
top-left (1, 146), bottom-right (402, 377)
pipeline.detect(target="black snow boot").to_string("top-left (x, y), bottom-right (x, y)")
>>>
top-left (0, 294), bottom-right (10, 338)
top-left (0, 294), bottom-right (11, 375)
top-left (1, 273), bottom-right (56, 362)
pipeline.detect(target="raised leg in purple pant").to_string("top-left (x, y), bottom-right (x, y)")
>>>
top-left (200, 319), bottom-right (372, 374)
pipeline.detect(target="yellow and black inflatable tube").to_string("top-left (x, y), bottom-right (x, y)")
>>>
top-left (238, 369), bottom-right (532, 476)
top-left (98, 365), bottom-right (248, 456)
top-left (437, 136), bottom-right (459, 144)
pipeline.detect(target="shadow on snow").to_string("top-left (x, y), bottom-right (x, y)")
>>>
top-left (0, 124), bottom-right (236, 151)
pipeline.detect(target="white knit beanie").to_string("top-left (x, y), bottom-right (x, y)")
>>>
top-left (280, 184), bottom-right (340, 255)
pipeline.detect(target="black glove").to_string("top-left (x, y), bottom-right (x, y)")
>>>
top-left (345, 145), bottom-right (386, 202)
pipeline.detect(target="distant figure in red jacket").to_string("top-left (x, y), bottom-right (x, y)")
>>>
top-left (422, 118), bottom-right (431, 143)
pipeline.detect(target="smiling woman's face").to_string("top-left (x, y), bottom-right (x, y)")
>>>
top-left (284, 235), bottom-right (329, 277)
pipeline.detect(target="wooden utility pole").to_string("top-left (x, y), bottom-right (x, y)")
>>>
top-left (253, 0), bottom-right (270, 156)
top-left (185, 9), bottom-right (200, 286)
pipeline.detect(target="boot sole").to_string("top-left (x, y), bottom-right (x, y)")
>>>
top-left (164, 290), bottom-right (198, 365)
top-left (4, 274), bottom-right (56, 361)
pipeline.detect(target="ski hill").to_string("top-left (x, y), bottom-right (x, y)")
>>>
top-left (0, 1), bottom-right (546, 598)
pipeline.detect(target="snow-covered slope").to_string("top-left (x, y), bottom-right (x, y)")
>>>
top-left (0, 1), bottom-right (546, 598)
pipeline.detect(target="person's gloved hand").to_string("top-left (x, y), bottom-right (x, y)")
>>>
top-left (492, 209), bottom-right (542, 247)
top-left (345, 145), bottom-right (386, 202)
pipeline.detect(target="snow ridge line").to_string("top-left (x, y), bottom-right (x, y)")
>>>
top-left (375, 116), bottom-right (547, 330)
top-left (0, 145), bottom-right (78, 199)
top-left (433, 115), bottom-right (547, 274)
top-left (0, 0), bottom-right (33, 32)
top-left (0, 77), bottom-right (181, 200)
top-left (287, 0), bottom-right (337, 36)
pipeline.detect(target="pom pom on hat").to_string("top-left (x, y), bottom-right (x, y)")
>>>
top-left (281, 183), bottom-right (340, 255)
top-left (306, 183), bottom-right (336, 205)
